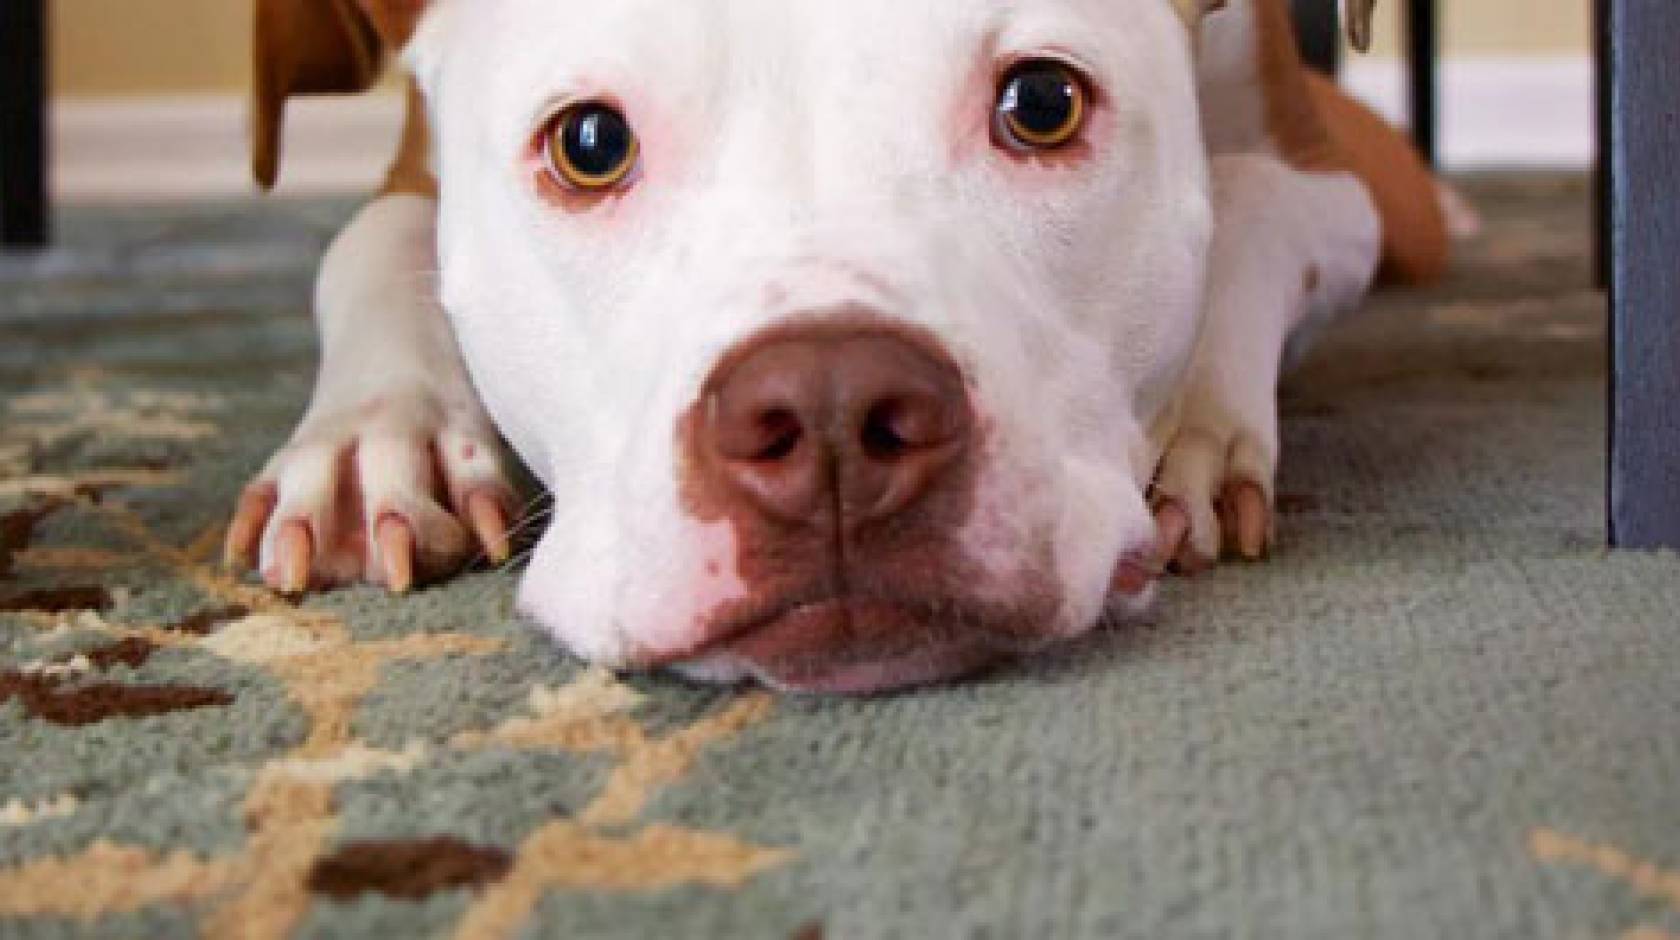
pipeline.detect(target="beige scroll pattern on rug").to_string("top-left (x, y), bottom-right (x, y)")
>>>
top-left (1530, 828), bottom-right (1680, 940)
top-left (0, 378), bottom-right (793, 938)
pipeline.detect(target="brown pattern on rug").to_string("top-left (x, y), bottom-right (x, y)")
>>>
top-left (307, 837), bottom-right (513, 901)
top-left (0, 499), bottom-right (64, 577)
top-left (0, 670), bottom-right (232, 727)
top-left (0, 585), bottom-right (114, 614)
top-left (165, 604), bottom-right (252, 635)
top-left (74, 637), bottom-right (157, 670)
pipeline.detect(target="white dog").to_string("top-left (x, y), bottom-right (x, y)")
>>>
top-left (228, 0), bottom-right (1447, 692)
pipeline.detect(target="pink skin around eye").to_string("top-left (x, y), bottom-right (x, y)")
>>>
top-left (946, 56), bottom-right (1002, 165)
top-left (524, 134), bottom-right (641, 218)
top-left (522, 90), bottom-right (675, 224)
top-left (946, 58), bottom-right (1109, 188)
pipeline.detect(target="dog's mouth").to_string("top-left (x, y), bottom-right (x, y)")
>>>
top-left (628, 541), bottom-right (1168, 694)
top-left (646, 591), bottom-right (1055, 694)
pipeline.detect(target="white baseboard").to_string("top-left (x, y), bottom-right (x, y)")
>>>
top-left (52, 94), bottom-right (404, 204)
top-left (49, 55), bottom-right (1593, 204)
top-left (1341, 56), bottom-right (1595, 169)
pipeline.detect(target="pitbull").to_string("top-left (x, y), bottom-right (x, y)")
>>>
top-left (227, 0), bottom-right (1447, 692)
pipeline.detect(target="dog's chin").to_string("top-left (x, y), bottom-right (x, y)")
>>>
top-left (664, 598), bottom-right (1038, 695)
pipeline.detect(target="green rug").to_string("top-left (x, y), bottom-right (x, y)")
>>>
top-left (3, 176), bottom-right (1679, 939)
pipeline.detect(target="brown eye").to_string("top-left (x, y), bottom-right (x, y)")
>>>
top-left (995, 60), bottom-right (1088, 151)
top-left (542, 102), bottom-right (640, 191)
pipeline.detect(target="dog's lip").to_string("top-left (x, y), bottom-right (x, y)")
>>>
top-left (636, 594), bottom-right (885, 667)
top-left (638, 591), bottom-right (1042, 672)
top-left (635, 545), bottom-right (1160, 675)
top-left (679, 597), bottom-right (1013, 694)
top-left (632, 593), bottom-right (826, 667)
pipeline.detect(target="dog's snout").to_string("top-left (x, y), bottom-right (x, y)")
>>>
top-left (704, 327), bottom-right (972, 526)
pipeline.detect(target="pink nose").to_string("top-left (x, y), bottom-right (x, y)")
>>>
top-left (702, 326), bottom-right (974, 527)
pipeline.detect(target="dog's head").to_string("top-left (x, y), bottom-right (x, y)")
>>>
top-left (269, 0), bottom-right (1235, 692)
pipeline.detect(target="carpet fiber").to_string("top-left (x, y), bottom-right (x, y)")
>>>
top-left (3, 176), bottom-right (1678, 939)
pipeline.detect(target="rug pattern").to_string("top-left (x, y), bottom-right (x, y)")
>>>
top-left (3, 177), bottom-right (1680, 938)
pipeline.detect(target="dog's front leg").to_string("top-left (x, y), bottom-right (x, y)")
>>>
top-left (1152, 152), bottom-right (1381, 570)
top-left (224, 193), bottom-right (515, 593)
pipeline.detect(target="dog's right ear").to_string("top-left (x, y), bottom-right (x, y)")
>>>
top-left (1171, 1), bottom-right (1378, 53)
top-left (1170, 0), bottom-right (1229, 26)
top-left (251, 0), bottom-right (385, 189)
top-left (355, 0), bottom-right (432, 49)
top-left (1168, 0), bottom-right (1231, 44)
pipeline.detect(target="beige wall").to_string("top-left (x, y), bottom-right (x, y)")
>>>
top-left (52, 0), bottom-right (252, 97)
top-left (52, 0), bottom-right (1590, 98)
top-left (1369, 0), bottom-right (1590, 57)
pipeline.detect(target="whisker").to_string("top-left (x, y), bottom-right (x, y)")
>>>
top-left (498, 508), bottom-right (554, 548)
top-left (456, 487), bottom-right (554, 574)
top-left (509, 488), bottom-right (553, 518)
top-left (505, 503), bottom-right (554, 535)
top-left (496, 546), bottom-right (539, 574)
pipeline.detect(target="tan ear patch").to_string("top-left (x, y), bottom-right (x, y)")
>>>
top-left (1170, 0), bottom-right (1230, 27)
top-left (381, 80), bottom-right (440, 198)
top-left (357, 0), bottom-right (431, 49)
top-left (251, 0), bottom-right (385, 189)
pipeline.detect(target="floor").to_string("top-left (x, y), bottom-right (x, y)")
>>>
top-left (3, 176), bottom-right (1680, 939)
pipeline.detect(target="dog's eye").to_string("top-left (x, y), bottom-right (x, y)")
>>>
top-left (542, 102), bottom-right (640, 191)
top-left (994, 60), bottom-right (1088, 151)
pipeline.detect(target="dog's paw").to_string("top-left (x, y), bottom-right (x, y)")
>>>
top-left (223, 392), bottom-right (515, 595)
top-left (1151, 418), bottom-right (1276, 574)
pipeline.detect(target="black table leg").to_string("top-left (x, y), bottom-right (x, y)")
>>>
top-left (1, 0), bottom-right (49, 248)
top-left (1292, 0), bottom-right (1341, 76)
top-left (1606, 0), bottom-right (1680, 550)
top-left (1406, 0), bottom-right (1438, 166)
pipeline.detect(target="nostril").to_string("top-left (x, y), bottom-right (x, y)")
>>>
top-left (753, 408), bottom-right (803, 462)
top-left (860, 400), bottom-right (912, 461)
top-left (709, 387), bottom-right (810, 463)
top-left (859, 395), bottom-right (963, 462)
